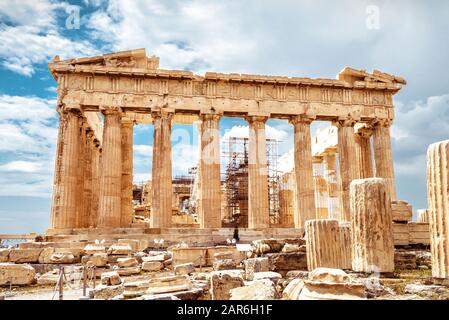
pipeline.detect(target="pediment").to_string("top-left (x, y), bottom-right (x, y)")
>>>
top-left (49, 48), bottom-right (159, 70)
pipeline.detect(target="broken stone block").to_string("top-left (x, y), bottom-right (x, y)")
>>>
top-left (298, 268), bottom-right (365, 300)
top-left (0, 248), bottom-right (10, 262)
top-left (92, 284), bottom-right (124, 300)
top-left (142, 261), bottom-right (163, 272)
top-left (266, 252), bottom-right (307, 272)
top-left (101, 271), bottom-right (122, 286)
top-left (285, 270), bottom-right (309, 279)
top-left (142, 255), bottom-right (165, 262)
top-left (210, 270), bottom-right (244, 300)
top-left (251, 238), bottom-right (305, 255)
top-left (117, 257), bottom-right (138, 268)
top-left (391, 200), bottom-right (413, 222)
top-left (123, 281), bottom-right (150, 298)
top-left (37, 269), bottom-right (60, 285)
top-left (145, 275), bottom-right (192, 295)
top-left (163, 258), bottom-right (172, 268)
top-left (84, 244), bottom-right (106, 255)
top-left (214, 252), bottom-right (234, 261)
top-left (394, 251), bottom-right (417, 270)
top-left (82, 253), bottom-right (108, 267)
top-left (0, 263), bottom-right (36, 285)
top-left (49, 252), bottom-right (75, 264)
top-left (147, 251), bottom-right (171, 260)
top-left (230, 279), bottom-right (279, 300)
top-left (108, 244), bottom-right (133, 255)
top-left (116, 266), bottom-right (141, 276)
top-left (416, 251), bottom-right (432, 268)
top-left (117, 239), bottom-right (140, 252)
top-left (38, 247), bottom-right (55, 264)
top-left (308, 267), bottom-right (350, 283)
top-left (282, 278), bottom-right (305, 299)
top-left (253, 271), bottom-right (282, 282)
top-left (282, 243), bottom-right (303, 253)
top-left (174, 263), bottom-right (195, 275)
top-left (213, 259), bottom-right (237, 271)
top-left (9, 248), bottom-right (43, 263)
top-left (244, 257), bottom-right (270, 280)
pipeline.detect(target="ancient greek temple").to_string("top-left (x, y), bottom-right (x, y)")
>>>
top-left (47, 48), bottom-right (405, 235)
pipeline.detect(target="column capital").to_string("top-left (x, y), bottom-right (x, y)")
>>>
top-left (246, 115), bottom-right (268, 123)
top-left (100, 106), bottom-right (122, 115)
top-left (60, 104), bottom-right (82, 115)
top-left (199, 113), bottom-right (221, 122)
top-left (121, 117), bottom-right (135, 127)
top-left (354, 122), bottom-right (373, 138)
top-left (151, 108), bottom-right (174, 121)
top-left (333, 117), bottom-right (357, 128)
top-left (289, 114), bottom-right (315, 125)
top-left (371, 118), bottom-right (393, 128)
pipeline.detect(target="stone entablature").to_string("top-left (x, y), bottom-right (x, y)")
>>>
top-left (50, 49), bottom-right (404, 124)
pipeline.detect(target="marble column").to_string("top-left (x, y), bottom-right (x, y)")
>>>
top-left (350, 178), bottom-right (394, 273)
top-left (198, 114), bottom-right (222, 228)
top-left (151, 110), bottom-right (173, 228)
top-left (80, 129), bottom-right (94, 228)
top-left (305, 219), bottom-right (342, 270)
top-left (50, 106), bottom-right (83, 229)
top-left (121, 118), bottom-right (134, 227)
top-left (335, 118), bottom-right (360, 221)
top-left (354, 123), bottom-right (374, 179)
top-left (247, 116), bottom-right (269, 229)
top-left (290, 115), bottom-right (316, 228)
top-left (373, 119), bottom-right (397, 201)
top-left (427, 140), bottom-right (449, 280)
top-left (98, 107), bottom-right (122, 228)
top-left (89, 140), bottom-right (101, 227)
top-left (323, 152), bottom-right (340, 220)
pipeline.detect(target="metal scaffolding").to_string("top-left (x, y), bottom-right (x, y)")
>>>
top-left (221, 136), bottom-right (281, 227)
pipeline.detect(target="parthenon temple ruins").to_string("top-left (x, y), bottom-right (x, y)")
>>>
top-left (5, 48), bottom-right (449, 300)
top-left (46, 48), bottom-right (410, 239)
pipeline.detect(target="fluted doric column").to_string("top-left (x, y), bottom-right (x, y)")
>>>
top-left (80, 129), bottom-right (94, 228)
top-left (89, 140), bottom-right (101, 227)
top-left (305, 219), bottom-right (342, 270)
top-left (354, 123), bottom-right (374, 179)
top-left (198, 113), bottom-right (221, 228)
top-left (350, 178), bottom-right (394, 273)
top-left (372, 119), bottom-right (397, 201)
top-left (247, 115), bottom-right (269, 228)
top-left (322, 152), bottom-right (340, 220)
top-left (427, 140), bottom-right (449, 281)
top-left (290, 115), bottom-right (316, 228)
top-left (121, 118), bottom-right (134, 227)
top-left (75, 120), bottom-right (87, 228)
top-left (151, 110), bottom-right (173, 228)
top-left (50, 106), bottom-right (83, 229)
top-left (335, 118), bottom-right (360, 221)
top-left (98, 106), bottom-right (122, 228)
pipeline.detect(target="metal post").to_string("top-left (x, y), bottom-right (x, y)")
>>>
top-left (59, 266), bottom-right (64, 300)
top-left (92, 266), bottom-right (96, 290)
top-left (83, 266), bottom-right (87, 296)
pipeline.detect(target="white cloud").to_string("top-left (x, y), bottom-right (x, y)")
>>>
top-left (0, 161), bottom-right (42, 173)
top-left (134, 144), bottom-right (153, 156)
top-left (0, 1), bottom-right (99, 76)
top-left (0, 95), bottom-right (57, 197)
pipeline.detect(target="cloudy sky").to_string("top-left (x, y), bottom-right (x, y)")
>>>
top-left (0, 0), bottom-right (448, 233)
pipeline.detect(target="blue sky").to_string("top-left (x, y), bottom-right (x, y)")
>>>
top-left (1, 0), bottom-right (449, 234)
